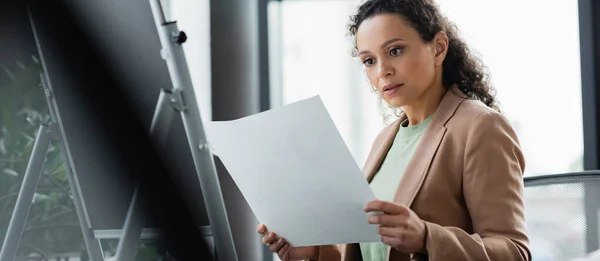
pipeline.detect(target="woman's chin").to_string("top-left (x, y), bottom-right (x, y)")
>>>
top-left (384, 98), bottom-right (406, 109)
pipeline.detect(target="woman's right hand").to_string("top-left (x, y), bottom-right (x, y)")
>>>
top-left (257, 223), bottom-right (319, 261)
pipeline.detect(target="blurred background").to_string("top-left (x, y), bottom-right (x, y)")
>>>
top-left (0, 0), bottom-right (598, 260)
top-left (267, 1), bottom-right (587, 259)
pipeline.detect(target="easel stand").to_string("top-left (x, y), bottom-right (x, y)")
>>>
top-left (0, 71), bottom-right (106, 261)
top-left (111, 89), bottom-right (177, 261)
top-left (0, 124), bottom-right (55, 261)
top-left (2, 0), bottom-right (237, 260)
top-left (113, 0), bottom-right (239, 261)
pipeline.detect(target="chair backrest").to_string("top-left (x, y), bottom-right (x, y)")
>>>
top-left (524, 171), bottom-right (600, 261)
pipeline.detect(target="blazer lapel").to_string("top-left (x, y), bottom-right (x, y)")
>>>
top-left (386, 85), bottom-right (467, 261)
top-left (393, 85), bottom-right (467, 207)
top-left (363, 120), bottom-right (401, 182)
top-left (392, 122), bottom-right (446, 206)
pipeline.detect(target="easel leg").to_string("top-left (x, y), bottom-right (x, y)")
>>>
top-left (113, 186), bottom-right (144, 261)
top-left (149, 0), bottom-right (239, 259)
top-left (39, 72), bottom-right (105, 261)
top-left (0, 125), bottom-right (53, 261)
top-left (114, 89), bottom-right (174, 261)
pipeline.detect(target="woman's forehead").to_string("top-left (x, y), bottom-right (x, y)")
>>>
top-left (356, 14), bottom-right (419, 50)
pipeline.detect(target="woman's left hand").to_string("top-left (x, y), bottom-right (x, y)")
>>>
top-left (364, 200), bottom-right (427, 253)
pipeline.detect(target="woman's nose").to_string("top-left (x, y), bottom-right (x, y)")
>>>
top-left (377, 59), bottom-right (394, 79)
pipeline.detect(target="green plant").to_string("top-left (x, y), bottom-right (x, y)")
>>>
top-left (1, 56), bottom-right (165, 261)
top-left (0, 56), bottom-right (84, 258)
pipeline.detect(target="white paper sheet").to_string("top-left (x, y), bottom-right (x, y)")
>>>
top-left (204, 96), bottom-right (381, 247)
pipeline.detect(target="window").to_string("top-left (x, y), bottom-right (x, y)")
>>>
top-left (269, 0), bottom-right (386, 170)
top-left (170, 0), bottom-right (213, 122)
top-left (268, 1), bottom-right (585, 260)
top-left (268, 0), bottom-right (584, 177)
top-left (436, 0), bottom-right (584, 176)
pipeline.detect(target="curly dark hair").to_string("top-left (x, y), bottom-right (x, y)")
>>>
top-left (348, 0), bottom-right (500, 112)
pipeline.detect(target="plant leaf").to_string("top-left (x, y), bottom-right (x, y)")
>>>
top-left (3, 168), bottom-right (18, 176)
top-left (24, 138), bottom-right (34, 152)
top-left (0, 138), bottom-right (6, 155)
top-left (0, 63), bottom-right (15, 80)
top-left (26, 116), bottom-right (36, 126)
top-left (52, 163), bottom-right (67, 182)
top-left (46, 153), bottom-right (63, 173)
top-left (32, 193), bottom-right (52, 203)
top-left (22, 133), bottom-right (34, 142)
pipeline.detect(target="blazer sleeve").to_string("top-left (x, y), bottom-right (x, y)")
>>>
top-left (306, 245), bottom-right (341, 261)
top-left (422, 112), bottom-right (531, 261)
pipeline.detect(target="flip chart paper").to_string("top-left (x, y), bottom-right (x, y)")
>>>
top-left (204, 96), bottom-right (380, 246)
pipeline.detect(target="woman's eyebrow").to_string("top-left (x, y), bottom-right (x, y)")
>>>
top-left (358, 38), bottom-right (406, 55)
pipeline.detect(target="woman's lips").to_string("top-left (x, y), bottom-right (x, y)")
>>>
top-left (383, 83), bottom-right (403, 95)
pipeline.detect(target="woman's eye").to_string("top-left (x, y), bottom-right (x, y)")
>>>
top-left (389, 47), bottom-right (402, 56)
top-left (363, 58), bottom-right (375, 66)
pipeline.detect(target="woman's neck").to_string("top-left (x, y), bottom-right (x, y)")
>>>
top-left (402, 83), bottom-right (447, 126)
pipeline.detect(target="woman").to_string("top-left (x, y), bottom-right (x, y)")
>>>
top-left (257, 0), bottom-right (531, 260)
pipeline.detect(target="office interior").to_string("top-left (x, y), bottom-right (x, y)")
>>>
top-left (0, 0), bottom-right (600, 261)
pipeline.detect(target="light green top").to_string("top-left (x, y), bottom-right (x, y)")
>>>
top-left (359, 115), bottom-right (432, 261)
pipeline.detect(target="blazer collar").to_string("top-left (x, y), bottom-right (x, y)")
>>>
top-left (396, 84), bottom-right (468, 128)
top-left (364, 85), bottom-right (467, 204)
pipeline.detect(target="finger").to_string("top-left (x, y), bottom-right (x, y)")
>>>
top-left (262, 232), bottom-right (277, 245)
top-left (364, 200), bottom-right (407, 215)
top-left (381, 235), bottom-right (402, 249)
top-left (257, 223), bottom-right (268, 234)
top-left (270, 237), bottom-right (287, 253)
top-left (377, 226), bottom-right (402, 238)
top-left (368, 214), bottom-right (404, 226)
top-left (276, 242), bottom-right (291, 259)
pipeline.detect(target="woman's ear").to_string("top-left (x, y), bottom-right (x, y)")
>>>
top-left (433, 31), bottom-right (449, 66)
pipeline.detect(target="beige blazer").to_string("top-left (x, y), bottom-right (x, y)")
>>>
top-left (313, 85), bottom-right (531, 261)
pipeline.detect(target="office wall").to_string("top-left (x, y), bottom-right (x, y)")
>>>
top-left (210, 0), bottom-right (268, 260)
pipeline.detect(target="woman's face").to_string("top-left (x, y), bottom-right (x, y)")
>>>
top-left (356, 13), bottom-right (445, 108)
